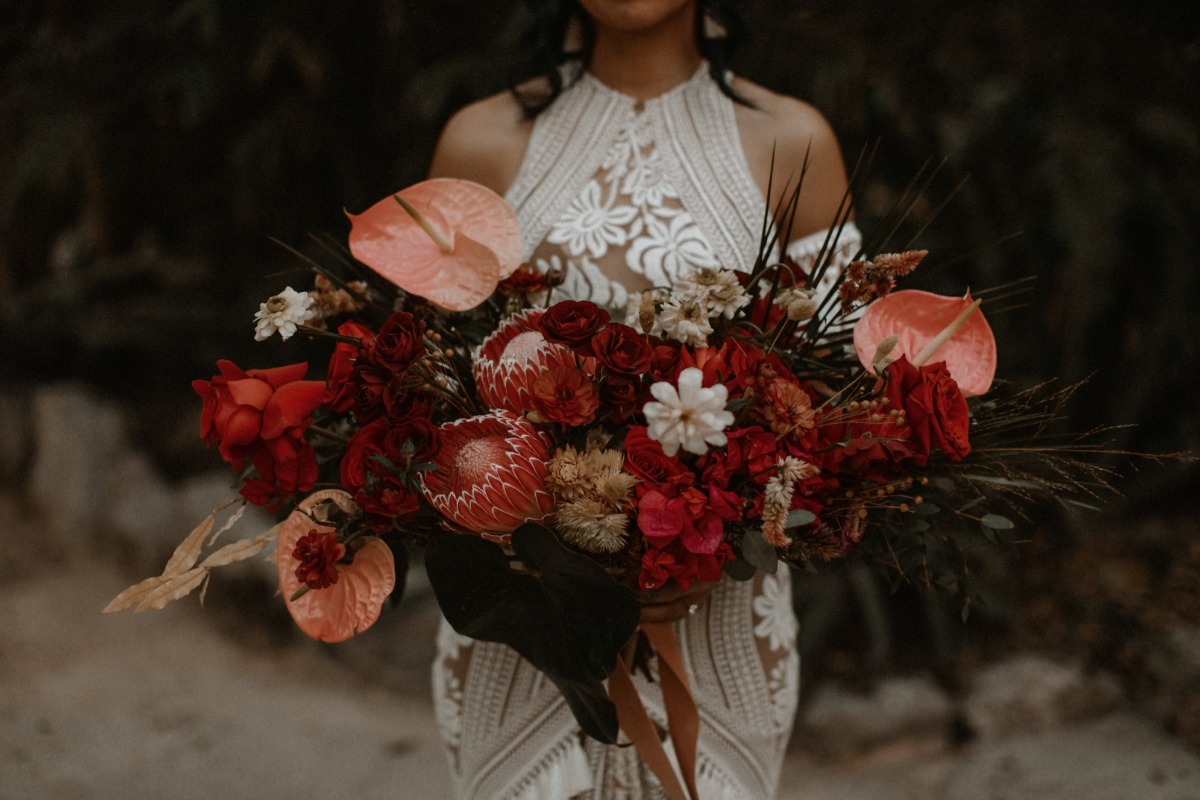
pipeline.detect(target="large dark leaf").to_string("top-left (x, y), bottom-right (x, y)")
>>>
top-left (424, 526), bottom-right (640, 743)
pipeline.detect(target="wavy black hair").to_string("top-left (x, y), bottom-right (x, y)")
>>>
top-left (509, 0), bottom-right (750, 116)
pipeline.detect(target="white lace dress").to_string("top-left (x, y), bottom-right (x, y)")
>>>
top-left (432, 63), bottom-right (861, 800)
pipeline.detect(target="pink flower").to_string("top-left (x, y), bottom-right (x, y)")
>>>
top-left (419, 410), bottom-right (555, 542)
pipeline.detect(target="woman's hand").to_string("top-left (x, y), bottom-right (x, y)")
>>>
top-left (638, 580), bottom-right (716, 624)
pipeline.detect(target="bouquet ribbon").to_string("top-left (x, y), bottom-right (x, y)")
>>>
top-left (609, 621), bottom-right (701, 800)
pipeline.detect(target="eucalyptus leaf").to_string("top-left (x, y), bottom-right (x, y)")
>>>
top-left (740, 526), bottom-right (778, 574)
top-left (980, 514), bottom-right (1015, 530)
top-left (723, 557), bottom-right (757, 582)
top-left (914, 503), bottom-right (941, 517)
top-left (784, 508), bottom-right (817, 529)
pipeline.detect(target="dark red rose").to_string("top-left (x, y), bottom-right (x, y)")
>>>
top-left (292, 530), bottom-right (345, 590)
top-left (498, 262), bottom-right (550, 295)
top-left (192, 360), bottom-right (325, 467)
top-left (368, 311), bottom-right (426, 373)
top-left (239, 438), bottom-right (319, 511)
top-left (324, 321), bottom-right (376, 413)
top-left (648, 338), bottom-right (683, 383)
top-left (340, 416), bottom-right (434, 528)
top-left (538, 300), bottom-right (611, 352)
top-left (622, 426), bottom-right (694, 497)
top-left (592, 323), bottom-right (653, 375)
top-left (531, 365), bottom-right (599, 426)
top-left (601, 375), bottom-right (642, 422)
top-left (884, 356), bottom-right (971, 464)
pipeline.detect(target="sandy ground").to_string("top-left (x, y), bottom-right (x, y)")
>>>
top-left (6, 550), bottom-right (1200, 800)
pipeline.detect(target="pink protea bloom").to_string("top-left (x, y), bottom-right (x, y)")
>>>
top-left (473, 309), bottom-right (577, 414)
top-left (420, 410), bottom-right (555, 542)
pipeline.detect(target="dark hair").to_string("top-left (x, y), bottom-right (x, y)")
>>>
top-left (509, 0), bottom-right (750, 116)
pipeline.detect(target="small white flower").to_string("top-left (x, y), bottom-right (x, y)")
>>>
top-left (643, 367), bottom-right (734, 457)
top-left (253, 286), bottom-right (314, 341)
top-left (658, 296), bottom-right (713, 347)
top-left (673, 267), bottom-right (750, 320)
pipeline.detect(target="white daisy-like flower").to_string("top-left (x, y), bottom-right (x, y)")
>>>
top-left (253, 286), bottom-right (314, 341)
top-left (658, 296), bottom-right (713, 346)
top-left (673, 267), bottom-right (751, 320)
top-left (643, 367), bottom-right (734, 457)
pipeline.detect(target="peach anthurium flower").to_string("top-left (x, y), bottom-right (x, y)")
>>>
top-left (346, 178), bottom-right (523, 312)
top-left (419, 410), bottom-right (555, 544)
top-left (277, 490), bottom-right (396, 643)
top-left (473, 309), bottom-right (577, 414)
top-left (853, 289), bottom-right (997, 397)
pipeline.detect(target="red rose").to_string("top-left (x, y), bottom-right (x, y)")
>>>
top-left (325, 321), bottom-right (376, 413)
top-left (239, 439), bottom-right (319, 511)
top-left (340, 416), bottom-right (435, 528)
top-left (498, 262), bottom-right (550, 295)
top-left (531, 365), bottom-right (599, 426)
top-left (367, 310), bottom-right (426, 373)
top-left (884, 356), bottom-right (971, 464)
top-left (648, 338), bottom-right (683, 382)
top-left (193, 360), bottom-right (326, 467)
top-left (622, 426), bottom-right (694, 497)
top-left (719, 426), bottom-right (779, 484)
top-left (601, 374), bottom-right (642, 422)
top-left (538, 300), bottom-right (611, 352)
top-left (592, 323), bottom-right (653, 375)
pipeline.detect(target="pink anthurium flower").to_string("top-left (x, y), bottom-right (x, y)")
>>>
top-left (277, 490), bottom-right (396, 643)
top-left (346, 178), bottom-right (523, 312)
top-left (853, 289), bottom-right (997, 397)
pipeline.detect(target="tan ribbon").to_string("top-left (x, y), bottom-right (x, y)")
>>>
top-left (609, 621), bottom-right (701, 800)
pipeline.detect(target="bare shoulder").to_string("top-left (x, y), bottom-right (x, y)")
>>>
top-left (427, 84), bottom-right (538, 195)
top-left (730, 78), bottom-right (851, 239)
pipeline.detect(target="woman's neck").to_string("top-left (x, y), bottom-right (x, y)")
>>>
top-left (587, 8), bottom-right (702, 100)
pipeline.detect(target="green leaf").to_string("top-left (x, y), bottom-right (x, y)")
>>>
top-left (784, 508), bottom-right (816, 529)
top-left (740, 527), bottom-right (778, 574)
top-left (423, 525), bottom-right (639, 744)
top-left (914, 503), bottom-right (941, 517)
top-left (723, 557), bottom-right (757, 582)
top-left (980, 514), bottom-right (1015, 530)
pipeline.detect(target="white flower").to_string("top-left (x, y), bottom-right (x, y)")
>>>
top-left (253, 286), bottom-right (314, 341)
top-left (658, 296), bottom-right (713, 346)
top-left (643, 367), bottom-right (734, 457)
top-left (674, 267), bottom-right (751, 320)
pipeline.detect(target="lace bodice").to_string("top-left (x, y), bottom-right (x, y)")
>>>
top-left (433, 64), bottom-right (860, 800)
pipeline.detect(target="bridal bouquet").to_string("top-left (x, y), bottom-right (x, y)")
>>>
top-left (107, 176), bottom-right (1102, 750)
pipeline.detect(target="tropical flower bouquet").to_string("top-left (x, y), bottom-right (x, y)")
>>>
top-left (106, 175), bottom-right (1113, 763)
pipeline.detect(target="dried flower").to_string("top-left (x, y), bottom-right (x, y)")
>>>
top-left (674, 267), bottom-right (751, 320)
top-left (643, 367), bottom-right (734, 457)
top-left (774, 287), bottom-right (818, 322)
top-left (254, 287), bottom-right (315, 341)
top-left (307, 275), bottom-right (368, 323)
top-left (838, 250), bottom-right (928, 313)
top-left (658, 297), bottom-right (713, 347)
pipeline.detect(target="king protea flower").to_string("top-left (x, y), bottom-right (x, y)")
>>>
top-left (473, 309), bottom-right (576, 413)
top-left (419, 410), bottom-right (555, 542)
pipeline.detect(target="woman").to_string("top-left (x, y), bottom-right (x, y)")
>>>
top-left (429, 1), bottom-right (860, 797)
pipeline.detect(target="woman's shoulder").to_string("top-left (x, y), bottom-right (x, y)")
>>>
top-left (427, 82), bottom-right (543, 194)
top-left (729, 77), bottom-right (851, 239)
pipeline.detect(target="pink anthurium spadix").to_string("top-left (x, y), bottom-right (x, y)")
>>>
top-left (277, 490), bottom-right (396, 643)
top-left (346, 178), bottom-right (523, 311)
top-left (853, 289), bottom-right (997, 397)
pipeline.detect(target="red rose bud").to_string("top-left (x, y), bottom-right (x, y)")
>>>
top-left (592, 323), bottom-right (653, 375)
top-left (537, 300), bottom-right (611, 353)
top-left (292, 529), bottom-right (346, 590)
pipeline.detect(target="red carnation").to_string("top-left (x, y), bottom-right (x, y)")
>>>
top-left (532, 365), bottom-right (599, 426)
top-left (292, 530), bottom-right (346, 590)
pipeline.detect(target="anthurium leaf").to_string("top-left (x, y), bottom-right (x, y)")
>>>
top-left (740, 526), bottom-right (778, 574)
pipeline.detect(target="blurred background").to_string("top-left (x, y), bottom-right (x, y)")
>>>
top-left (2, 1), bottom-right (1199, 797)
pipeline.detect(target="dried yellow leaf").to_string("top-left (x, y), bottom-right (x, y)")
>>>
top-left (163, 513), bottom-right (216, 577)
top-left (133, 568), bottom-right (208, 612)
top-left (198, 529), bottom-right (275, 569)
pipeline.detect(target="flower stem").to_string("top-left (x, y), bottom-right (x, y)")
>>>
top-left (298, 324), bottom-right (362, 345)
top-left (394, 195), bottom-right (453, 254)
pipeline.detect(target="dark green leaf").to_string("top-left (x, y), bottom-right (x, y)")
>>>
top-left (914, 503), bottom-right (941, 517)
top-left (740, 526), bottom-right (778, 574)
top-left (723, 557), bottom-right (757, 581)
top-left (980, 514), bottom-right (1014, 530)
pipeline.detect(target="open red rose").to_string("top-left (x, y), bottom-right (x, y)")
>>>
top-left (340, 415), bottom-right (438, 528)
top-left (325, 321), bottom-right (376, 414)
top-left (193, 360), bottom-right (326, 467)
top-left (367, 310), bottom-right (426, 373)
top-left (538, 300), bottom-right (611, 353)
top-left (884, 356), bottom-right (971, 464)
top-left (622, 426), bottom-right (694, 497)
top-left (531, 365), bottom-right (599, 426)
top-left (648, 338), bottom-right (683, 383)
top-left (592, 323), bottom-right (652, 375)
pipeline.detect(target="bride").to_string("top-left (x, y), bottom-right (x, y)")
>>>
top-left (427, 1), bottom-right (859, 797)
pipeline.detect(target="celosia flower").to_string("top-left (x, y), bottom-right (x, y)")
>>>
top-left (419, 410), bottom-right (555, 540)
top-left (253, 287), bottom-right (315, 341)
top-left (555, 498), bottom-right (630, 554)
top-left (643, 367), bottom-right (734, 457)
